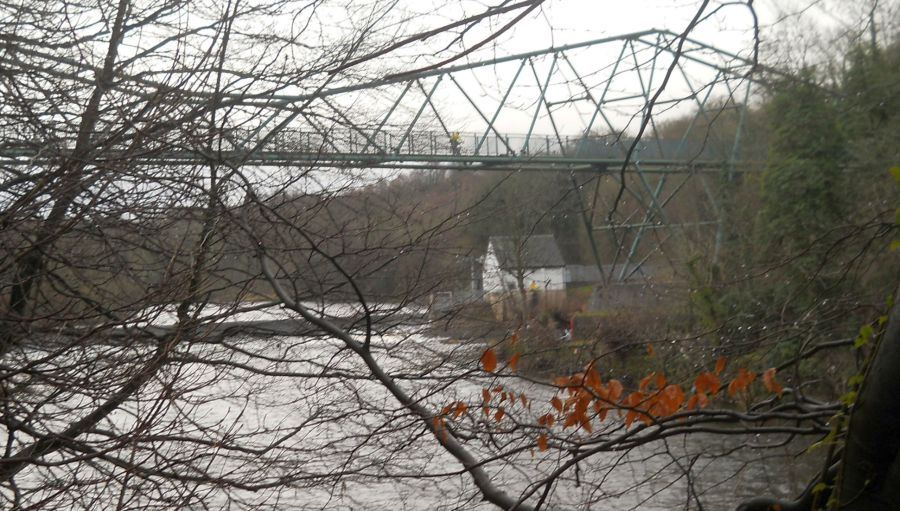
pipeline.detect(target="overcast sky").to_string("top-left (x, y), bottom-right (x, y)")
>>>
top-left (417, 0), bottom-right (887, 66)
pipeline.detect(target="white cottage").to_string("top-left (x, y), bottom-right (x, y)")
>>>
top-left (482, 235), bottom-right (567, 293)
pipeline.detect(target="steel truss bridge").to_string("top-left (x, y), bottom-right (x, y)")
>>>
top-left (1, 29), bottom-right (759, 281)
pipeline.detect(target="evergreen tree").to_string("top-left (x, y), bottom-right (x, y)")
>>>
top-left (757, 71), bottom-right (847, 306)
top-left (841, 41), bottom-right (900, 214)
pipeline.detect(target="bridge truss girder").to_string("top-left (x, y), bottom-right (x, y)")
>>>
top-left (1, 29), bottom-right (757, 283)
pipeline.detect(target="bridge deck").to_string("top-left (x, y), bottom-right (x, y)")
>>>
top-left (0, 129), bottom-right (733, 171)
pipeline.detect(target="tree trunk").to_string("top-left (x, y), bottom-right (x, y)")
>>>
top-left (738, 295), bottom-right (900, 511)
top-left (833, 296), bottom-right (900, 509)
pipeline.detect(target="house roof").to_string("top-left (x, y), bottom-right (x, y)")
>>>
top-left (488, 235), bottom-right (565, 270)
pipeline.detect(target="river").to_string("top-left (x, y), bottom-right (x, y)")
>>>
top-left (2, 304), bottom-right (823, 510)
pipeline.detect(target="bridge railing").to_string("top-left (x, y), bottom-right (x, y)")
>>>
top-left (0, 124), bottom-right (727, 165)
top-left (221, 128), bottom-right (726, 161)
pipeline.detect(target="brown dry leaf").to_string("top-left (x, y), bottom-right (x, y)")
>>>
top-left (763, 367), bottom-right (783, 397)
top-left (715, 356), bottom-right (727, 375)
top-left (607, 379), bottom-right (624, 402)
top-left (655, 372), bottom-right (666, 390)
top-left (480, 349), bottom-right (498, 373)
top-left (640, 372), bottom-right (655, 392)
top-left (551, 396), bottom-right (563, 413)
top-left (509, 352), bottom-right (521, 372)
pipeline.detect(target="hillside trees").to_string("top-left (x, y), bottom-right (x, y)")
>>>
top-left (691, 33), bottom-right (899, 338)
top-left (842, 38), bottom-right (900, 212)
top-left (707, 26), bottom-right (900, 510)
top-left (756, 70), bottom-right (848, 312)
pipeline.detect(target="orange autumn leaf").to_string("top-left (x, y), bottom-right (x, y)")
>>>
top-left (480, 349), bottom-right (498, 373)
top-left (553, 376), bottom-right (571, 388)
top-left (597, 404), bottom-right (609, 422)
top-left (574, 393), bottom-right (591, 416)
top-left (607, 379), bottom-right (624, 402)
top-left (510, 332), bottom-right (519, 346)
top-left (647, 344), bottom-right (655, 357)
top-left (579, 415), bottom-right (593, 433)
top-left (440, 403), bottom-right (454, 416)
top-left (585, 365), bottom-right (602, 392)
top-left (728, 368), bottom-right (757, 396)
top-left (686, 393), bottom-right (699, 411)
top-left (482, 388), bottom-right (491, 404)
top-left (697, 391), bottom-right (709, 408)
top-left (745, 368), bottom-right (757, 385)
top-left (727, 379), bottom-right (740, 396)
top-left (594, 382), bottom-right (609, 401)
top-left (563, 393), bottom-right (578, 412)
top-left (647, 401), bottom-right (665, 418)
top-left (655, 372), bottom-right (667, 390)
top-left (695, 372), bottom-right (721, 395)
top-left (563, 411), bottom-right (578, 429)
top-left (537, 412), bottom-right (556, 428)
top-left (537, 433), bottom-right (549, 452)
top-left (551, 396), bottom-right (564, 413)
top-left (694, 374), bottom-right (706, 395)
top-left (715, 356), bottom-right (727, 375)
top-left (509, 352), bottom-right (521, 372)
top-left (662, 384), bottom-right (685, 413)
top-left (640, 372), bottom-right (655, 392)
top-left (494, 407), bottom-right (505, 423)
top-left (432, 417), bottom-right (448, 441)
top-left (624, 391), bottom-right (645, 408)
top-left (453, 402), bottom-right (468, 418)
top-left (520, 393), bottom-right (528, 407)
top-left (625, 409), bottom-right (638, 428)
top-left (763, 367), bottom-right (783, 397)
top-left (687, 392), bottom-right (709, 410)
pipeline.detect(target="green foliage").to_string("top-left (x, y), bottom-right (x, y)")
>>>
top-left (759, 71), bottom-right (847, 258)
top-left (747, 70), bottom-right (850, 315)
top-left (841, 42), bottom-right (900, 221)
top-left (698, 47), bottom-right (899, 363)
top-left (842, 43), bottom-right (900, 161)
top-left (854, 324), bottom-right (875, 348)
top-left (890, 166), bottom-right (900, 183)
top-left (686, 257), bottom-right (727, 330)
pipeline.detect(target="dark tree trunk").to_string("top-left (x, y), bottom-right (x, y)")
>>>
top-left (833, 296), bottom-right (900, 509)
top-left (738, 295), bottom-right (900, 511)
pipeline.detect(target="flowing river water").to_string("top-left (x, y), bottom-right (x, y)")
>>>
top-left (4, 305), bottom-right (823, 510)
